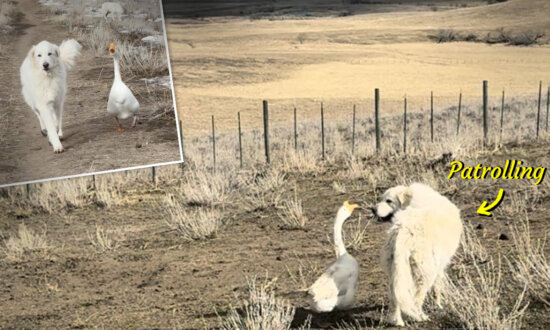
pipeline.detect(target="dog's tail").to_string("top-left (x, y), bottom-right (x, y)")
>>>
top-left (59, 39), bottom-right (82, 71)
top-left (387, 225), bottom-right (423, 320)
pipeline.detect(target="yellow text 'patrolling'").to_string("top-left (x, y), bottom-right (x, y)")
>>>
top-left (448, 160), bottom-right (546, 185)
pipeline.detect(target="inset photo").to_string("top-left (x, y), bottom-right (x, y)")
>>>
top-left (0, 0), bottom-right (182, 187)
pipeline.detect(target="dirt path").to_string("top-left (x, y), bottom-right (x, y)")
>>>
top-left (0, 0), bottom-right (181, 186)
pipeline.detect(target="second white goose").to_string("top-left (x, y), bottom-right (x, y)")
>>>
top-left (107, 43), bottom-right (139, 132)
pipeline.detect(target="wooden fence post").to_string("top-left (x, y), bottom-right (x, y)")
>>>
top-left (92, 175), bottom-right (96, 190)
top-left (375, 88), bottom-right (380, 152)
top-left (211, 115), bottom-right (216, 171)
top-left (25, 184), bottom-right (30, 198)
top-left (152, 166), bottom-right (156, 184)
top-left (403, 96), bottom-right (407, 153)
top-left (456, 92), bottom-right (462, 136)
top-left (500, 90), bottom-right (505, 144)
top-left (536, 80), bottom-right (542, 138)
top-left (238, 112), bottom-right (243, 168)
top-left (321, 102), bottom-right (325, 160)
top-left (263, 100), bottom-right (270, 164)
top-left (294, 107), bottom-right (297, 151)
top-left (352, 104), bottom-right (356, 155)
top-left (483, 80), bottom-right (488, 147)
top-left (430, 91), bottom-right (434, 143)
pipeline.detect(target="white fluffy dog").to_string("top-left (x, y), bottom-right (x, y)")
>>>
top-left (20, 39), bottom-right (82, 153)
top-left (373, 183), bottom-right (463, 326)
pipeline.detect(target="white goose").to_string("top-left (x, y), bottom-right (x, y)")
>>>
top-left (309, 201), bottom-right (360, 313)
top-left (108, 43), bottom-right (139, 131)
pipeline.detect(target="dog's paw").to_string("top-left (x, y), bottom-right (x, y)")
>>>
top-left (58, 131), bottom-right (64, 140)
top-left (419, 312), bottom-right (430, 322)
top-left (53, 145), bottom-right (64, 154)
top-left (388, 313), bottom-right (405, 327)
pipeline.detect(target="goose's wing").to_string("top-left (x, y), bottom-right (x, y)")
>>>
top-left (108, 82), bottom-right (139, 113)
top-left (309, 256), bottom-right (358, 301)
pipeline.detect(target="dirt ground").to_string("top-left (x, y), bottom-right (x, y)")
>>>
top-left (0, 140), bottom-right (549, 329)
top-left (167, 0), bottom-right (550, 136)
top-left (0, 0), bottom-right (181, 186)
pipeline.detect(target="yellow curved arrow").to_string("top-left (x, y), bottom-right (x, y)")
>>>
top-left (477, 189), bottom-right (505, 217)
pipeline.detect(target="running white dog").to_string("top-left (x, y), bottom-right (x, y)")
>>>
top-left (20, 39), bottom-right (82, 153)
top-left (373, 183), bottom-right (463, 326)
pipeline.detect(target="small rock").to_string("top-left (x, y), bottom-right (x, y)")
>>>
top-left (498, 233), bottom-right (509, 240)
top-left (475, 224), bottom-right (484, 230)
top-left (141, 35), bottom-right (164, 46)
top-left (133, 13), bottom-right (148, 19)
top-left (135, 143), bottom-right (142, 148)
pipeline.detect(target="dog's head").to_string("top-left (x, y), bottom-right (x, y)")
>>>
top-left (373, 185), bottom-right (412, 222)
top-left (30, 41), bottom-right (59, 73)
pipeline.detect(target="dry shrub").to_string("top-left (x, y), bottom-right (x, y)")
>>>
top-left (76, 24), bottom-right (114, 54)
top-left (342, 215), bottom-right (369, 252)
top-left (285, 258), bottom-right (320, 292)
top-left (178, 170), bottom-right (231, 207)
top-left (140, 88), bottom-right (175, 120)
top-left (116, 42), bottom-right (168, 77)
top-left (75, 23), bottom-right (167, 78)
top-left (94, 174), bottom-right (128, 208)
top-left (0, 2), bottom-right (19, 26)
top-left (244, 168), bottom-right (286, 210)
top-left (281, 149), bottom-right (319, 174)
top-left (221, 276), bottom-right (295, 330)
top-left (164, 196), bottom-right (222, 241)
top-left (509, 216), bottom-right (550, 306)
top-left (455, 222), bottom-right (488, 265)
top-left (444, 257), bottom-right (528, 330)
top-left (430, 27), bottom-right (543, 46)
top-left (430, 29), bottom-right (458, 43)
top-left (24, 178), bottom-right (90, 213)
top-left (332, 181), bottom-right (347, 194)
top-left (277, 193), bottom-right (308, 230)
top-left (3, 224), bottom-right (48, 260)
top-left (505, 30), bottom-right (544, 46)
top-left (324, 215), bottom-right (369, 255)
top-left (485, 28), bottom-right (544, 46)
top-left (88, 226), bottom-right (122, 252)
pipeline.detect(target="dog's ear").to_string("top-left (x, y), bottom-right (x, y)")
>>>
top-left (397, 188), bottom-right (412, 208)
top-left (29, 46), bottom-right (38, 68)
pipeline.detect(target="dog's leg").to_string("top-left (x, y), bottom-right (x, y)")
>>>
top-left (388, 291), bottom-right (405, 327)
top-left (57, 101), bottom-right (64, 139)
top-left (432, 272), bottom-right (446, 309)
top-left (414, 256), bottom-right (438, 321)
top-left (38, 103), bottom-right (64, 153)
top-left (32, 106), bottom-right (47, 136)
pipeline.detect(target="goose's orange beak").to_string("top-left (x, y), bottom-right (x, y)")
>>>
top-left (109, 43), bottom-right (115, 54)
top-left (343, 201), bottom-right (359, 213)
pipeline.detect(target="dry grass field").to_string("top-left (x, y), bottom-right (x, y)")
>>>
top-left (1, 91), bottom-right (549, 328)
top-left (167, 0), bottom-right (550, 136)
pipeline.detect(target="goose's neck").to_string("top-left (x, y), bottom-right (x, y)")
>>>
top-left (112, 55), bottom-right (121, 82)
top-left (334, 216), bottom-right (348, 258)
